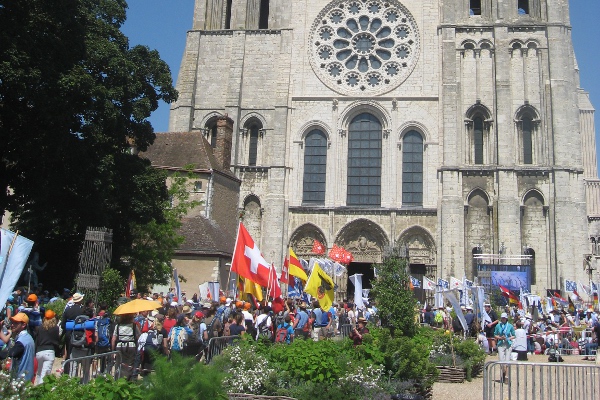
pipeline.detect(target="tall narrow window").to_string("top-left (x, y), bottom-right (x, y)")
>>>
top-left (474, 116), bottom-right (484, 164)
top-left (248, 125), bottom-right (259, 166)
top-left (347, 113), bottom-right (381, 206)
top-left (225, 0), bottom-right (233, 29)
top-left (522, 115), bottom-right (533, 164)
top-left (259, 0), bottom-right (269, 29)
top-left (518, 0), bottom-right (529, 15)
top-left (469, 0), bottom-right (481, 16)
top-left (210, 124), bottom-right (217, 148)
top-left (303, 130), bottom-right (327, 205)
top-left (402, 131), bottom-right (423, 206)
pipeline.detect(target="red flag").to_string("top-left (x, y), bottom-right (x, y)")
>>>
top-left (279, 255), bottom-right (290, 284)
top-left (342, 249), bottom-right (354, 264)
top-left (498, 285), bottom-right (521, 306)
top-left (231, 222), bottom-right (271, 288)
top-left (312, 240), bottom-right (326, 255)
top-left (329, 244), bottom-right (343, 263)
top-left (268, 263), bottom-right (282, 299)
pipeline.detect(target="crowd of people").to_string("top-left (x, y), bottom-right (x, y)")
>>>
top-left (0, 286), bottom-right (379, 383)
top-left (420, 301), bottom-right (600, 371)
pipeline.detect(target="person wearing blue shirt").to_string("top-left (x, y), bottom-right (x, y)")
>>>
top-left (293, 302), bottom-right (309, 339)
top-left (276, 316), bottom-right (295, 344)
top-left (494, 313), bottom-right (515, 383)
top-left (7, 312), bottom-right (35, 382)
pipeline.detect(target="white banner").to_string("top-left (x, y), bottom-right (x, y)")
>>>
top-left (443, 289), bottom-right (468, 332)
top-left (198, 282), bottom-right (209, 300)
top-left (0, 229), bottom-right (34, 311)
top-left (208, 281), bottom-right (220, 302)
top-left (349, 273), bottom-right (364, 309)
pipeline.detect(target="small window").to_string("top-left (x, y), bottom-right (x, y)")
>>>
top-left (518, 0), bottom-right (529, 15)
top-left (469, 0), bottom-right (481, 16)
top-left (248, 125), bottom-right (259, 166)
top-left (259, 0), bottom-right (269, 29)
top-left (210, 124), bottom-right (217, 148)
top-left (522, 115), bottom-right (533, 164)
top-left (474, 116), bottom-right (484, 165)
top-left (193, 181), bottom-right (203, 192)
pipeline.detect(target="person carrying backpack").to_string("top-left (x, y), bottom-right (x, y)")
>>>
top-left (138, 316), bottom-right (161, 376)
top-left (94, 309), bottom-right (112, 375)
top-left (275, 316), bottom-right (294, 344)
top-left (167, 314), bottom-right (192, 359)
top-left (111, 313), bottom-right (141, 381)
top-left (255, 307), bottom-right (272, 340)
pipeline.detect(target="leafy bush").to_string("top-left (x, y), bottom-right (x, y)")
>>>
top-left (144, 352), bottom-right (227, 400)
top-left (28, 375), bottom-right (143, 400)
top-left (0, 370), bottom-right (30, 400)
top-left (43, 299), bottom-right (67, 321)
top-left (428, 328), bottom-right (486, 381)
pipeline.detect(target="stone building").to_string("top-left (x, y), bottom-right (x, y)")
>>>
top-left (142, 116), bottom-right (241, 296)
top-left (166, 0), bottom-right (599, 300)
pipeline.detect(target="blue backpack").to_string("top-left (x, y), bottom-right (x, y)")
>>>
top-left (96, 317), bottom-right (111, 348)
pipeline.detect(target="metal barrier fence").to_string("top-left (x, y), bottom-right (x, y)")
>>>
top-left (206, 335), bottom-right (240, 363)
top-left (62, 351), bottom-right (122, 384)
top-left (483, 361), bottom-right (600, 400)
top-left (340, 323), bottom-right (354, 338)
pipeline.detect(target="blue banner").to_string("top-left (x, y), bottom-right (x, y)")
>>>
top-left (491, 270), bottom-right (529, 291)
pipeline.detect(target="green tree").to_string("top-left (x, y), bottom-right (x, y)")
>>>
top-left (0, 0), bottom-right (178, 287)
top-left (370, 256), bottom-right (418, 337)
top-left (97, 267), bottom-right (124, 308)
top-left (127, 170), bottom-right (200, 291)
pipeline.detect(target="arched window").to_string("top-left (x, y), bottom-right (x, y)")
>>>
top-left (303, 130), bottom-right (327, 205)
top-left (402, 130), bottom-right (423, 206)
top-left (466, 103), bottom-right (492, 165)
top-left (347, 113), bottom-right (381, 206)
top-left (473, 116), bottom-right (484, 165)
top-left (522, 115), bottom-right (533, 164)
top-left (204, 118), bottom-right (218, 148)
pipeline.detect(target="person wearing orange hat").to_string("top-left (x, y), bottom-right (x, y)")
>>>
top-left (6, 313), bottom-right (35, 381)
top-left (34, 310), bottom-right (59, 385)
top-left (23, 293), bottom-right (43, 339)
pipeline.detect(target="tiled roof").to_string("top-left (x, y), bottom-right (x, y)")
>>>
top-left (176, 216), bottom-right (234, 256)
top-left (141, 131), bottom-right (218, 171)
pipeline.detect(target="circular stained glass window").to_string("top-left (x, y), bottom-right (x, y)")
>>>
top-left (309, 0), bottom-right (420, 95)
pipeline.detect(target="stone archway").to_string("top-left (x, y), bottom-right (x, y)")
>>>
top-left (396, 226), bottom-right (436, 305)
top-left (288, 223), bottom-right (328, 260)
top-left (335, 219), bottom-right (389, 301)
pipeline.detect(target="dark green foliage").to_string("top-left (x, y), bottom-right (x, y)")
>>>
top-left (97, 267), bottom-right (123, 308)
top-left (28, 374), bottom-right (143, 400)
top-left (0, 0), bottom-right (178, 288)
top-left (370, 256), bottom-right (418, 337)
top-left (428, 328), bottom-right (487, 381)
top-left (144, 352), bottom-right (227, 400)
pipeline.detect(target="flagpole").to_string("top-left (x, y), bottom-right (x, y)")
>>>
top-left (0, 230), bottom-right (20, 287)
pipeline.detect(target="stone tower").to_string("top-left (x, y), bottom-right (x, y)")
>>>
top-left (170, 0), bottom-right (596, 297)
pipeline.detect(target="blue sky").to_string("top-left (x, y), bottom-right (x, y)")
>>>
top-left (122, 1), bottom-right (600, 167)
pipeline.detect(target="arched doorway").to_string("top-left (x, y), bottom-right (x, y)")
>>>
top-left (335, 219), bottom-right (388, 302)
top-left (396, 226), bottom-right (437, 305)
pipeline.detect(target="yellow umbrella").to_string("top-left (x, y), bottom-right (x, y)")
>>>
top-left (113, 298), bottom-right (160, 315)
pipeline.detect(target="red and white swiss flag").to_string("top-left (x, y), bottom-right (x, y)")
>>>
top-left (231, 222), bottom-right (271, 288)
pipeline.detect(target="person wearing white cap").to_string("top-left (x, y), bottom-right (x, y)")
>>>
top-left (494, 312), bottom-right (515, 383)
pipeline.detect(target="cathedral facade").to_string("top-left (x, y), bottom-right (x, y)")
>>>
top-left (168, 0), bottom-right (599, 298)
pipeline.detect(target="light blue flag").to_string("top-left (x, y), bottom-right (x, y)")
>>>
top-left (0, 229), bottom-right (34, 311)
top-left (173, 268), bottom-right (182, 304)
top-left (443, 289), bottom-right (468, 332)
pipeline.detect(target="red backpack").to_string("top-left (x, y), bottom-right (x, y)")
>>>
top-left (275, 325), bottom-right (289, 343)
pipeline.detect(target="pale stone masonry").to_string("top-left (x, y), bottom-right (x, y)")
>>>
top-left (167, 0), bottom-right (599, 298)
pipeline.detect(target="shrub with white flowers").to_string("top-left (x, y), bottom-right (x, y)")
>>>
top-left (339, 362), bottom-right (384, 391)
top-left (0, 370), bottom-right (30, 400)
top-left (221, 345), bottom-right (275, 395)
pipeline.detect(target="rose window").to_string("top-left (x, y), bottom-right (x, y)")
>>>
top-left (309, 0), bottom-right (419, 95)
